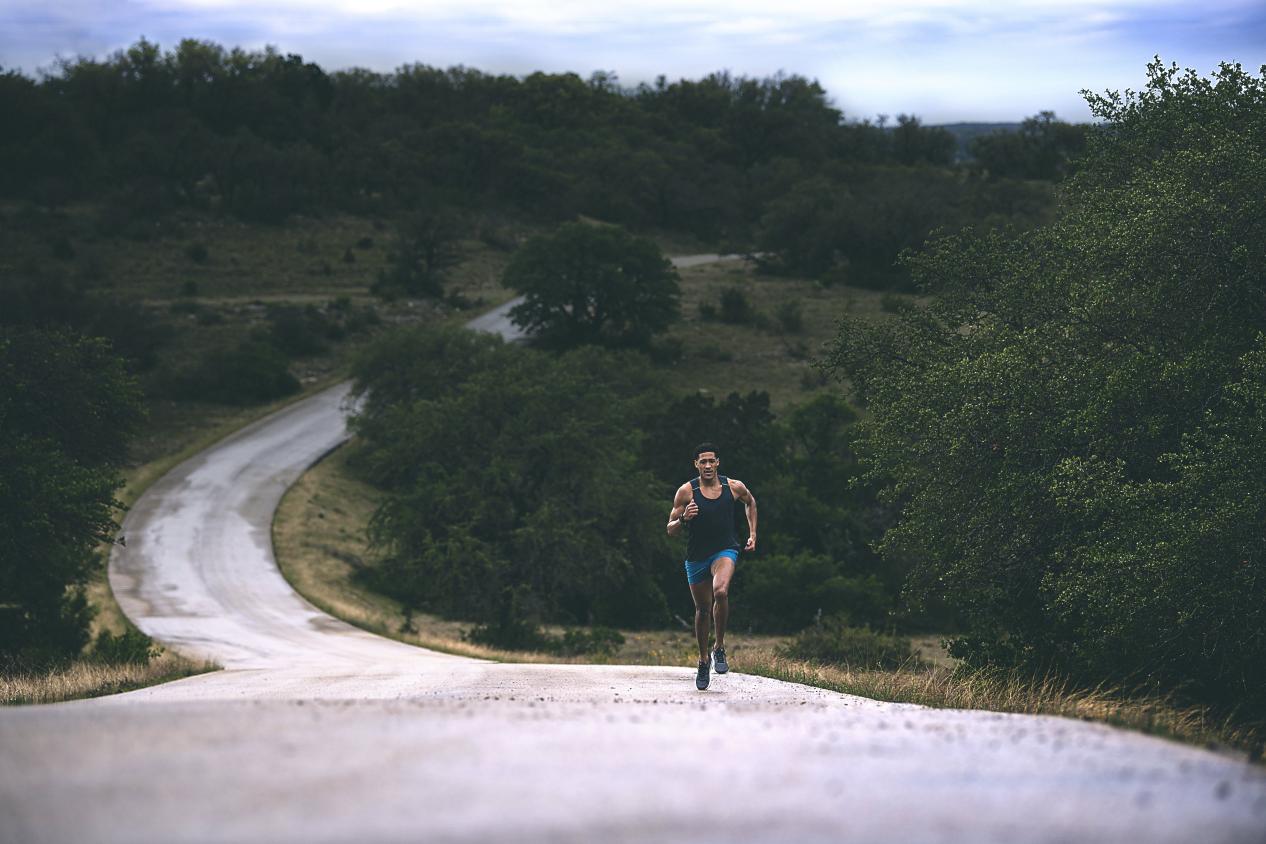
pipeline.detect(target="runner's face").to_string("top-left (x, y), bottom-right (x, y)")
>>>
top-left (694, 452), bottom-right (719, 480)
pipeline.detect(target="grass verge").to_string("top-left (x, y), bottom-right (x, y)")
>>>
top-left (740, 648), bottom-right (1264, 762)
top-left (1, 651), bottom-right (218, 706)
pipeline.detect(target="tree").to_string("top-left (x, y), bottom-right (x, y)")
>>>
top-left (372, 211), bottom-right (462, 299)
top-left (824, 60), bottom-right (1266, 712)
top-left (971, 111), bottom-right (1088, 180)
top-left (0, 328), bottom-right (144, 666)
top-left (347, 327), bottom-right (674, 642)
top-left (506, 222), bottom-right (680, 348)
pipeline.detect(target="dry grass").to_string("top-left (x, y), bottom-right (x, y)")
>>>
top-left (1, 651), bottom-right (218, 706)
top-left (741, 648), bottom-right (1264, 761)
top-left (663, 259), bottom-right (906, 411)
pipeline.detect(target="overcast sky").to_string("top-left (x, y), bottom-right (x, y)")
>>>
top-left (3, 1), bottom-right (1263, 123)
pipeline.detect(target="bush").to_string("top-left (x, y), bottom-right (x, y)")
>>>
top-left (268, 305), bottom-right (330, 356)
top-left (878, 292), bottom-right (912, 314)
top-left (777, 614), bottom-right (921, 669)
top-left (719, 287), bottom-right (754, 324)
top-left (88, 628), bottom-right (159, 664)
top-left (168, 341), bottom-right (300, 405)
top-left (552, 626), bottom-right (626, 657)
top-left (185, 242), bottom-right (209, 264)
top-left (737, 553), bottom-right (890, 632)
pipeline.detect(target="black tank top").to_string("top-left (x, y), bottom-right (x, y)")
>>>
top-left (686, 475), bottom-right (740, 561)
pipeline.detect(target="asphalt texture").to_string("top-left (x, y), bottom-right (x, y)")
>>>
top-left (2, 254), bottom-right (1264, 844)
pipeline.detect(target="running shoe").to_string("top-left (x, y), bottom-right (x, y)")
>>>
top-left (695, 658), bottom-right (711, 690)
top-left (713, 647), bottom-right (728, 674)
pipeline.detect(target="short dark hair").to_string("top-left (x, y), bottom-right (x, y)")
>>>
top-left (693, 442), bottom-right (719, 461)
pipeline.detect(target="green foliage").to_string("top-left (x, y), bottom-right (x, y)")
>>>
top-left (0, 328), bottom-right (144, 666)
top-left (777, 614), bottom-right (922, 669)
top-left (718, 287), bottom-right (755, 324)
top-left (349, 326), bottom-right (674, 636)
top-left (739, 554), bottom-right (890, 632)
top-left (506, 223), bottom-right (681, 348)
top-left (970, 112), bottom-right (1087, 180)
top-left (1, 275), bottom-right (171, 371)
top-left (0, 38), bottom-right (1053, 247)
top-left (265, 303), bottom-right (350, 356)
top-left (755, 166), bottom-right (1051, 287)
top-left (87, 628), bottom-right (160, 664)
top-left (165, 340), bottom-right (300, 405)
top-left (553, 625), bottom-right (625, 656)
top-left (184, 242), bottom-right (209, 264)
top-left (371, 212), bottom-right (461, 299)
top-left (825, 60), bottom-right (1266, 712)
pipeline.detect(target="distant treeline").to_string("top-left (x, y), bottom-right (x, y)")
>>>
top-left (1, 38), bottom-right (1083, 286)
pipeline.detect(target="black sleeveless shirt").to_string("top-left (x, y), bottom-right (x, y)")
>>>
top-left (685, 475), bottom-right (740, 561)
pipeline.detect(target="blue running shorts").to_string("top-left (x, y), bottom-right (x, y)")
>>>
top-left (684, 548), bottom-right (739, 585)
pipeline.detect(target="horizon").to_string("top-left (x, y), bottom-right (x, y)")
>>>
top-left (2, 1), bottom-right (1265, 124)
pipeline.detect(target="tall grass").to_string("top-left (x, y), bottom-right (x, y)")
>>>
top-left (740, 647), bottom-right (1264, 761)
top-left (1, 651), bottom-right (218, 706)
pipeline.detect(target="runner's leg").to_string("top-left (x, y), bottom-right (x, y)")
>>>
top-left (689, 579), bottom-right (714, 663)
top-left (711, 556), bottom-right (736, 651)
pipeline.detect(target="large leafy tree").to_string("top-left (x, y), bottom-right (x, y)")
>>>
top-left (825, 60), bottom-right (1266, 711)
top-left (506, 222), bottom-right (680, 349)
top-left (349, 327), bottom-right (673, 639)
top-left (0, 329), bottom-right (144, 666)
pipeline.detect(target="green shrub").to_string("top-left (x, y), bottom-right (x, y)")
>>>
top-left (168, 341), bottom-right (299, 405)
top-left (552, 626), bottom-right (625, 657)
top-left (878, 292), bottom-right (912, 314)
top-left (778, 614), bottom-right (921, 669)
top-left (268, 305), bottom-right (330, 356)
top-left (88, 628), bottom-right (159, 664)
top-left (719, 287), bottom-right (754, 324)
top-left (737, 553), bottom-right (890, 632)
top-left (185, 242), bottom-right (209, 264)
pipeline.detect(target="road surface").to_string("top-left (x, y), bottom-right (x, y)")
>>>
top-left (1, 254), bottom-right (1264, 844)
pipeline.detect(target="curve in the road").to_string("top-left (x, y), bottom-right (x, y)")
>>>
top-left (3, 253), bottom-right (1264, 844)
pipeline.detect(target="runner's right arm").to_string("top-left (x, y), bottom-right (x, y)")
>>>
top-left (666, 484), bottom-right (697, 537)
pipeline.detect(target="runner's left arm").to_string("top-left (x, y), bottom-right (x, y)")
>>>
top-left (731, 480), bottom-right (757, 552)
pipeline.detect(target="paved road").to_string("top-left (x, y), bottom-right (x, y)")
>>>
top-left (2, 254), bottom-right (1264, 844)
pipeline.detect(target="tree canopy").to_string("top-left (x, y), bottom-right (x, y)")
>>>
top-left (0, 328), bottom-right (144, 666)
top-left (506, 223), bottom-right (681, 348)
top-left (0, 39), bottom-right (1053, 260)
top-left (826, 60), bottom-right (1266, 712)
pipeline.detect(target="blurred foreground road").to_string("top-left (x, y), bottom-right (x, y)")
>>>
top-left (1, 255), bottom-right (1264, 844)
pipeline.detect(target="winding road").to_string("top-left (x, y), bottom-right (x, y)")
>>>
top-left (1, 255), bottom-right (1264, 844)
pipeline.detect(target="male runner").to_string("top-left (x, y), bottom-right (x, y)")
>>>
top-left (666, 443), bottom-right (757, 690)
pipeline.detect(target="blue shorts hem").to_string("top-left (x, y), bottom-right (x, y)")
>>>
top-left (684, 549), bottom-right (739, 584)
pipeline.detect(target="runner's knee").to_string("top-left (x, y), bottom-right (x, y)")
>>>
top-left (713, 586), bottom-right (729, 603)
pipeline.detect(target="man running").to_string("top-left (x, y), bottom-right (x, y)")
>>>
top-left (666, 443), bottom-right (757, 690)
